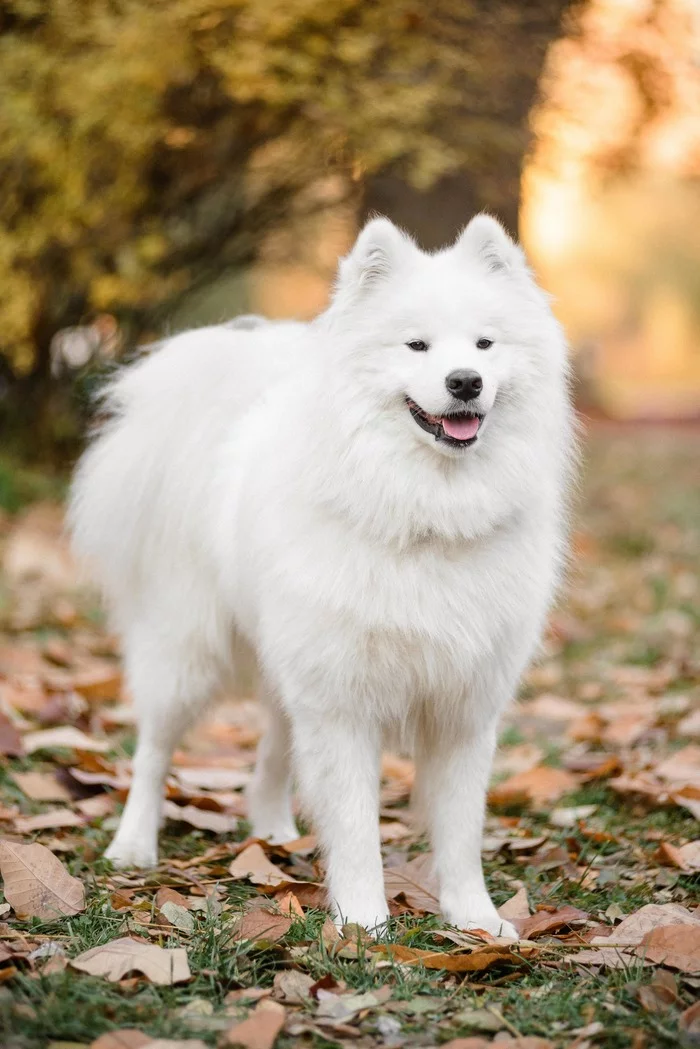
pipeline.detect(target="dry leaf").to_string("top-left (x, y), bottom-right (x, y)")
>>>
top-left (233, 909), bottom-right (292, 944)
top-left (70, 667), bottom-right (122, 701)
top-left (316, 986), bottom-right (391, 1023)
top-left (23, 726), bottom-right (109, 754)
top-left (14, 808), bottom-right (84, 833)
top-left (0, 712), bottom-right (24, 757)
top-left (222, 998), bottom-right (286, 1049)
top-left (638, 924), bottom-right (700, 973)
top-left (489, 765), bottom-right (578, 807)
top-left (575, 903), bottom-right (700, 968)
top-left (0, 839), bottom-right (85, 919)
top-left (375, 942), bottom-right (535, 972)
top-left (229, 844), bottom-right (296, 889)
top-left (12, 771), bottom-right (72, 803)
top-left (498, 886), bottom-right (530, 921)
top-left (160, 901), bottom-right (195, 934)
top-left (275, 891), bottom-right (304, 917)
top-left (273, 970), bottom-right (314, 1003)
top-left (71, 936), bottom-right (190, 985)
top-left (162, 800), bottom-right (238, 834)
top-left (516, 905), bottom-right (588, 940)
top-left (384, 853), bottom-right (439, 913)
top-left (90, 1032), bottom-right (150, 1049)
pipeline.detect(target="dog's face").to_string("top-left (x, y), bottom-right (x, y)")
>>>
top-left (328, 215), bottom-right (562, 458)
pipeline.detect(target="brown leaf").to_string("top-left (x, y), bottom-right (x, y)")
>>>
top-left (374, 942), bottom-right (535, 972)
top-left (273, 970), bottom-right (315, 1003)
top-left (22, 726), bottom-right (109, 754)
top-left (70, 666), bottom-right (122, 701)
top-left (14, 808), bottom-right (84, 833)
top-left (384, 853), bottom-right (439, 913)
top-left (0, 839), bottom-right (85, 919)
top-left (498, 886), bottom-right (530, 921)
top-left (222, 998), bottom-right (286, 1049)
top-left (489, 766), bottom-right (578, 807)
top-left (12, 771), bottom-right (72, 803)
top-left (516, 905), bottom-right (588, 940)
top-left (71, 936), bottom-right (191, 985)
top-left (575, 903), bottom-right (700, 968)
top-left (275, 891), bottom-right (304, 917)
top-left (680, 1000), bottom-right (700, 1039)
top-left (638, 924), bottom-right (700, 973)
top-left (90, 1032), bottom-right (151, 1049)
top-left (0, 711), bottom-right (24, 756)
top-left (162, 800), bottom-right (238, 834)
top-left (229, 844), bottom-right (297, 889)
top-left (233, 909), bottom-right (293, 944)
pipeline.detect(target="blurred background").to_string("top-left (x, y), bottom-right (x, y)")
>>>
top-left (0, 0), bottom-right (699, 481)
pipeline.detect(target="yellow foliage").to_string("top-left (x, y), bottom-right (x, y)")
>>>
top-left (0, 0), bottom-right (566, 373)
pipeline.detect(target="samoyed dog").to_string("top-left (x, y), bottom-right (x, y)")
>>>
top-left (69, 215), bottom-right (575, 936)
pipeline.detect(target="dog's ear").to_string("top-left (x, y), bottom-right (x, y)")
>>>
top-left (335, 217), bottom-right (413, 299)
top-left (455, 214), bottom-right (525, 275)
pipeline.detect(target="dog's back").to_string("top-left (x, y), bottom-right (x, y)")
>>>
top-left (68, 319), bottom-right (308, 633)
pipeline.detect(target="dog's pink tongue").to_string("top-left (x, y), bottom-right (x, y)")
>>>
top-left (441, 415), bottom-right (479, 440)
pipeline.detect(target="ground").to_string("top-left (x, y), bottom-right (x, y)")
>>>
top-left (0, 423), bottom-right (698, 1049)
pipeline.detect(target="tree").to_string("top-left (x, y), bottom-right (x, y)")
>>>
top-left (0, 0), bottom-right (571, 457)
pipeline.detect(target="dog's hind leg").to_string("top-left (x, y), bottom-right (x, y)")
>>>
top-left (247, 692), bottom-right (298, 844)
top-left (105, 635), bottom-right (219, 869)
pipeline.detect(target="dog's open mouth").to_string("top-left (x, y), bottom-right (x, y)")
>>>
top-left (406, 397), bottom-right (484, 447)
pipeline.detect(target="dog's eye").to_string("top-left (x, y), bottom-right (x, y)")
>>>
top-left (406, 339), bottom-right (429, 352)
top-left (476, 337), bottom-right (493, 350)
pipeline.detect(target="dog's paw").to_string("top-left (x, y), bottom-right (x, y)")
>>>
top-left (105, 837), bottom-right (158, 870)
top-left (250, 821), bottom-right (300, 846)
top-left (331, 900), bottom-right (391, 939)
top-left (442, 894), bottom-right (519, 940)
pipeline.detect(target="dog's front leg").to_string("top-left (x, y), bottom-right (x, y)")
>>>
top-left (418, 719), bottom-right (517, 939)
top-left (289, 708), bottom-right (389, 933)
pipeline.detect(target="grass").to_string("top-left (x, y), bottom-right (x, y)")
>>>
top-left (1, 424), bottom-right (699, 1048)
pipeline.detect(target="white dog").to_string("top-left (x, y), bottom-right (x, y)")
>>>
top-left (69, 215), bottom-right (575, 937)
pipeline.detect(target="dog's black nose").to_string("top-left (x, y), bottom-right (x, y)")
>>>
top-left (445, 369), bottom-right (483, 401)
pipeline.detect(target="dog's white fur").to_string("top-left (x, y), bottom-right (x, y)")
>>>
top-left (69, 215), bottom-right (575, 937)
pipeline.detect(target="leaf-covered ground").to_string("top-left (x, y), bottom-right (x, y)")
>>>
top-left (0, 424), bottom-right (698, 1049)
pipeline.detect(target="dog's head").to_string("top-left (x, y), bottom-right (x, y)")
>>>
top-left (323, 215), bottom-right (566, 458)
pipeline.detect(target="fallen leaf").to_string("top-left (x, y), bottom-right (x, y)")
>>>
top-left (516, 905), bottom-right (588, 940)
top-left (14, 808), bottom-right (84, 833)
top-left (90, 1031), bottom-right (151, 1049)
top-left (12, 771), bottom-right (72, 803)
top-left (680, 1000), bottom-right (700, 1040)
top-left (549, 805), bottom-right (598, 828)
top-left (233, 909), bottom-right (292, 944)
top-left (575, 903), bottom-right (700, 968)
top-left (0, 839), bottom-right (85, 919)
top-left (273, 970), bottom-right (314, 1003)
top-left (222, 997), bottom-right (286, 1049)
top-left (70, 666), bottom-right (122, 701)
top-left (0, 712), bottom-right (24, 756)
top-left (162, 800), bottom-right (238, 834)
top-left (160, 901), bottom-right (195, 934)
top-left (23, 726), bottom-right (109, 754)
top-left (489, 766), bottom-right (578, 807)
top-left (374, 942), bottom-right (535, 972)
top-left (384, 852), bottom-right (439, 913)
top-left (275, 891), bottom-right (304, 917)
top-left (71, 936), bottom-right (190, 985)
top-left (316, 986), bottom-right (391, 1023)
top-left (638, 923), bottom-right (700, 973)
top-left (229, 844), bottom-right (296, 889)
top-left (498, 886), bottom-right (530, 921)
